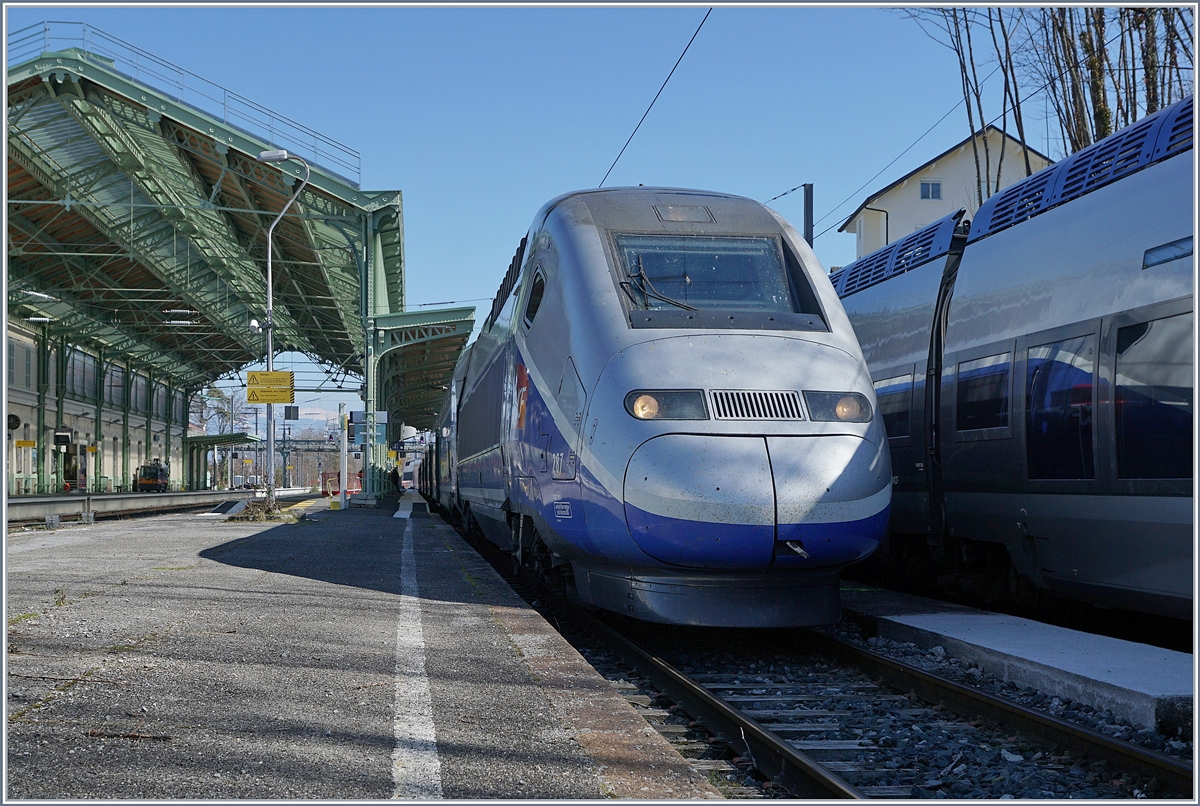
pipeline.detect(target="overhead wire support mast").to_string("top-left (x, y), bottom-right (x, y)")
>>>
top-left (599, 8), bottom-right (713, 188)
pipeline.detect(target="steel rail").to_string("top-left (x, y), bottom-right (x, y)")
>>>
top-left (803, 630), bottom-right (1194, 798)
top-left (458, 515), bottom-right (1191, 799)
top-left (566, 605), bottom-right (865, 799)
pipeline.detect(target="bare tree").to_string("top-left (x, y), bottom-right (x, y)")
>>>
top-left (1081, 8), bottom-right (1113, 140)
top-left (905, 8), bottom-right (1193, 165)
top-left (906, 8), bottom-right (997, 205)
top-left (989, 7), bottom-right (1033, 176)
top-left (1026, 7), bottom-right (1193, 157)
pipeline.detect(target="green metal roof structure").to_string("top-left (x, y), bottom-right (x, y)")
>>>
top-left (370, 306), bottom-right (475, 431)
top-left (7, 22), bottom-right (473, 441)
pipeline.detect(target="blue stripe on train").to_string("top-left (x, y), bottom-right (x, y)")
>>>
top-left (773, 505), bottom-right (889, 569)
top-left (623, 501), bottom-right (889, 571)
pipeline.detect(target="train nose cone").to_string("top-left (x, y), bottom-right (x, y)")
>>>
top-left (769, 435), bottom-right (890, 568)
top-left (623, 435), bottom-right (776, 569)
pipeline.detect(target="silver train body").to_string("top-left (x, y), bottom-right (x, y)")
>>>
top-left (420, 187), bottom-right (891, 627)
top-left (831, 96), bottom-right (1193, 619)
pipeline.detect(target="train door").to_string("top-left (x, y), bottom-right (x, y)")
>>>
top-left (1081, 301), bottom-right (1191, 613)
top-left (449, 376), bottom-right (460, 507)
top-left (940, 340), bottom-right (1018, 545)
top-left (919, 230), bottom-right (968, 554)
top-left (1012, 319), bottom-right (1101, 591)
top-left (550, 357), bottom-right (585, 482)
top-left (871, 364), bottom-right (925, 533)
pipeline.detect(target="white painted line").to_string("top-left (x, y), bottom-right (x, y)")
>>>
top-left (393, 501), bottom-right (413, 519)
top-left (391, 519), bottom-right (442, 799)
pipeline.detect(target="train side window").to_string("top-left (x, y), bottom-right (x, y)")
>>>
top-left (1142, 236), bottom-right (1193, 269)
top-left (956, 352), bottom-right (1011, 432)
top-left (873, 373), bottom-right (912, 439)
top-left (1115, 312), bottom-right (1193, 479)
top-left (781, 242), bottom-right (826, 321)
top-left (1026, 335), bottom-right (1095, 479)
top-left (523, 272), bottom-right (546, 326)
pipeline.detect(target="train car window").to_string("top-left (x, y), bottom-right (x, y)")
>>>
top-left (956, 352), bottom-right (1011, 431)
top-left (1115, 312), bottom-right (1193, 478)
top-left (1142, 236), bottom-right (1193, 269)
top-left (523, 273), bottom-right (546, 326)
top-left (781, 242), bottom-right (826, 319)
top-left (614, 234), bottom-right (796, 313)
top-left (1026, 336), bottom-right (1095, 479)
top-left (873, 374), bottom-right (912, 439)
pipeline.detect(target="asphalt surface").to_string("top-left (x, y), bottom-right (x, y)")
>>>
top-left (6, 497), bottom-right (717, 799)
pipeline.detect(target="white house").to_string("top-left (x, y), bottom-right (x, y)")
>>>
top-left (840, 126), bottom-right (1053, 259)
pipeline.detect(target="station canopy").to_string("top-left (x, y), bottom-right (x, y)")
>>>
top-left (6, 22), bottom-right (472, 427)
top-left (181, 432), bottom-right (264, 450)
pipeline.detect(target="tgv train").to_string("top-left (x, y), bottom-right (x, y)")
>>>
top-left (831, 96), bottom-right (1193, 619)
top-left (420, 187), bottom-right (891, 627)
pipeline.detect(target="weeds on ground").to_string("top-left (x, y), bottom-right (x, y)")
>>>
top-left (227, 500), bottom-right (295, 522)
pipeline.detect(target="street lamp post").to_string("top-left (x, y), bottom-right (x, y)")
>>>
top-left (255, 149), bottom-right (310, 509)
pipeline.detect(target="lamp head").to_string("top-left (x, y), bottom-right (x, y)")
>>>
top-left (257, 149), bottom-right (290, 163)
top-left (249, 318), bottom-right (262, 333)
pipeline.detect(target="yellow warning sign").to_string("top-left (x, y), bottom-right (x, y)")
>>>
top-left (246, 371), bottom-right (294, 388)
top-left (86, 446), bottom-right (98, 453)
top-left (243, 458), bottom-right (253, 465)
top-left (15, 440), bottom-right (35, 448)
top-left (246, 387), bottom-right (294, 404)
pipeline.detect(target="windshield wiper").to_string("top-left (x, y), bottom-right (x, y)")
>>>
top-left (623, 255), bottom-right (698, 312)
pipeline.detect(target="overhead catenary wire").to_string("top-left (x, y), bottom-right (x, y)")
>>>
top-left (413, 297), bottom-right (491, 307)
top-left (599, 8), bottom-right (713, 188)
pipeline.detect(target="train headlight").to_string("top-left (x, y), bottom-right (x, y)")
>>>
top-left (624, 390), bottom-right (708, 420)
top-left (630, 394), bottom-right (660, 419)
top-left (803, 391), bottom-right (872, 423)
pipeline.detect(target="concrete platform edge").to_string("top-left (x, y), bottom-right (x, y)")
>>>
top-left (431, 520), bottom-right (723, 799)
top-left (871, 617), bottom-right (1188, 734)
top-left (839, 584), bottom-right (1192, 736)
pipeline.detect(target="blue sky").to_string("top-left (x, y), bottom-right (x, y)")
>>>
top-left (6, 5), bottom-right (1057, 422)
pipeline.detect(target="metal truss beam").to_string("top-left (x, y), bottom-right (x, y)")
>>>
top-left (8, 135), bottom-right (266, 362)
top-left (49, 80), bottom-right (309, 350)
top-left (9, 259), bottom-right (209, 383)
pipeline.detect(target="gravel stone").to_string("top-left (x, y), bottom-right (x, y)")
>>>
top-left (825, 620), bottom-right (1193, 760)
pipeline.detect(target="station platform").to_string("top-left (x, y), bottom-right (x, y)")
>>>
top-left (6, 487), bottom-right (315, 524)
top-left (5, 492), bottom-right (721, 799)
top-left (316, 492), bottom-right (723, 799)
top-left (839, 585), bottom-right (1193, 735)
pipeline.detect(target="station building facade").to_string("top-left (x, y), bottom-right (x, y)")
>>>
top-left (7, 324), bottom-right (188, 494)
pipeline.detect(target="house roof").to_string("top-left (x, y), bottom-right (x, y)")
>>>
top-left (837, 125), bottom-right (1053, 232)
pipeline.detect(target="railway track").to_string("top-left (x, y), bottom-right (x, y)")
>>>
top-left (596, 619), bottom-right (1192, 799)
top-left (447, 508), bottom-right (1192, 799)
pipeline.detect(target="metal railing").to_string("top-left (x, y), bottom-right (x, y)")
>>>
top-left (7, 21), bottom-right (361, 188)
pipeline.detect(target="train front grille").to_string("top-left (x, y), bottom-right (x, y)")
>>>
top-left (710, 390), bottom-right (804, 420)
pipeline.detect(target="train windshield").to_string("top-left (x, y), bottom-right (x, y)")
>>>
top-left (614, 235), bottom-right (797, 313)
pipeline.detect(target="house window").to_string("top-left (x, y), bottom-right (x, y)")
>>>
top-left (920, 181), bottom-right (942, 200)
